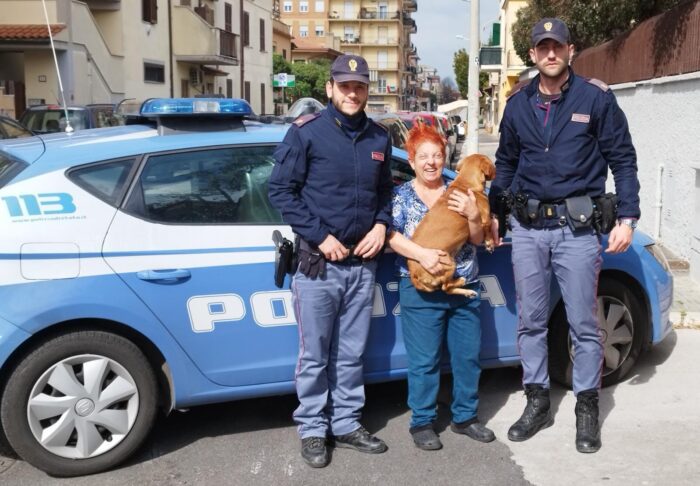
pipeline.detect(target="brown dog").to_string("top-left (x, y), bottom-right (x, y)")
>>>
top-left (407, 154), bottom-right (496, 297)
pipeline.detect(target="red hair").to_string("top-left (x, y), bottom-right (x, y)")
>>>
top-left (405, 122), bottom-right (446, 161)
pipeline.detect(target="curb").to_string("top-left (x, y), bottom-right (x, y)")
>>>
top-left (669, 311), bottom-right (700, 329)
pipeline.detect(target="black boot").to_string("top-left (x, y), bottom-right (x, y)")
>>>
top-left (507, 384), bottom-right (554, 442)
top-left (575, 389), bottom-right (601, 453)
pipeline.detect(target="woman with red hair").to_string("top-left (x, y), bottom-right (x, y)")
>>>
top-left (388, 123), bottom-right (494, 450)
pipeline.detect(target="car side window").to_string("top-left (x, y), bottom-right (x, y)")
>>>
top-left (68, 159), bottom-right (136, 207)
top-left (391, 156), bottom-right (415, 186)
top-left (126, 145), bottom-right (283, 224)
top-left (1, 119), bottom-right (31, 139)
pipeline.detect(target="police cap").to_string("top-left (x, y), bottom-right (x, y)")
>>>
top-left (330, 54), bottom-right (370, 84)
top-left (531, 18), bottom-right (570, 46)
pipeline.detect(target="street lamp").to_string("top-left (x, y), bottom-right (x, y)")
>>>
top-left (465, 0), bottom-right (480, 155)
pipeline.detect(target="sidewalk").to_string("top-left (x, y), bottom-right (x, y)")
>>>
top-left (464, 129), bottom-right (700, 329)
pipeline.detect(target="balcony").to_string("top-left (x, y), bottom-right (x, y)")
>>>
top-left (173, 6), bottom-right (239, 65)
top-left (402, 17), bottom-right (417, 34)
top-left (84, 0), bottom-right (121, 11)
top-left (403, 0), bottom-right (417, 13)
top-left (194, 4), bottom-right (214, 25)
top-left (367, 62), bottom-right (399, 71)
top-left (479, 46), bottom-right (502, 72)
top-left (358, 8), bottom-right (401, 20)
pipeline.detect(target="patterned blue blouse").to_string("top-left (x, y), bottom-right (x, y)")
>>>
top-left (391, 180), bottom-right (479, 283)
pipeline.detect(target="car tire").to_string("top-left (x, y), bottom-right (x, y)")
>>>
top-left (1, 330), bottom-right (158, 477)
top-left (548, 278), bottom-right (648, 388)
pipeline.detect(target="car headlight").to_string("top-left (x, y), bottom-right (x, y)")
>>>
top-left (645, 243), bottom-right (670, 273)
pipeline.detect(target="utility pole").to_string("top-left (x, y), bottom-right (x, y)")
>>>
top-left (466, 0), bottom-right (480, 155)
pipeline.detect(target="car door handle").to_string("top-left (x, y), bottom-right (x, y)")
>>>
top-left (137, 269), bottom-right (191, 283)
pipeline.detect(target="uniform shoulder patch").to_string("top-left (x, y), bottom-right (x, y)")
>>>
top-left (292, 112), bottom-right (321, 127)
top-left (585, 78), bottom-right (610, 92)
top-left (507, 79), bottom-right (532, 100)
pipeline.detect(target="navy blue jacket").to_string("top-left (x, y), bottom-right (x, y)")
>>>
top-left (269, 107), bottom-right (393, 247)
top-left (489, 69), bottom-right (640, 218)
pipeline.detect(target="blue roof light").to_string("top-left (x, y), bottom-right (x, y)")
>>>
top-left (139, 98), bottom-right (253, 117)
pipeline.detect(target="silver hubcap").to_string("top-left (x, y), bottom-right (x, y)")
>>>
top-left (27, 354), bottom-right (139, 459)
top-left (568, 295), bottom-right (634, 377)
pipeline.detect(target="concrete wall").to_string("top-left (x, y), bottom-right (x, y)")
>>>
top-left (242, 0), bottom-right (273, 114)
top-left (610, 72), bottom-right (700, 280)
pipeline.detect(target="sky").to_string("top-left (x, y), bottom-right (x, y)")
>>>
top-left (413, 0), bottom-right (501, 82)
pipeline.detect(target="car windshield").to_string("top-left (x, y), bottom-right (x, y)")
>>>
top-left (21, 109), bottom-right (90, 133)
top-left (0, 152), bottom-right (28, 189)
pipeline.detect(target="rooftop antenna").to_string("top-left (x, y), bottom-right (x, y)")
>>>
top-left (41, 0), bottom-right (73, 133)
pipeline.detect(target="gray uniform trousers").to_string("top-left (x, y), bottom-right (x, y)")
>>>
top-left (510, 216), bottom-right (604, 394)
top-left (291, 260), bottom-right (378, 439)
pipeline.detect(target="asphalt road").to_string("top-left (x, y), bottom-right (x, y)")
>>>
top-left (2, 329), bottom-right (699, 486)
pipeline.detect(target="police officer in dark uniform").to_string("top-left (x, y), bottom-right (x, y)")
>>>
top-left (489, 18), bottom-right (640, 453)
top-left (268, 54), bottom-right (393, 468)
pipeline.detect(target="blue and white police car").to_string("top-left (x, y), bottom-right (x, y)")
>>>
top-left (0, 98), bottom-right (673, 476)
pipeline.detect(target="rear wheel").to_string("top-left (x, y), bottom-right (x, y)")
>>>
top-left (1, 330), bottom-right (158, 476)
top-left (549, 278), bottom-right (648, 388)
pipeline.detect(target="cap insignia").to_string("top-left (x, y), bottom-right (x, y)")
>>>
top-left (544, 22), bottom-right (553, 31)
top-left (349, 59), bottom-right (358, 72)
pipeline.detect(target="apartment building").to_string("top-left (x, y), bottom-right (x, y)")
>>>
top-left (280, 0), bottom-right (418, 113)
top-left (497, 0), bottom-right (528, 123)
top-left (0, 0), bottom-right (273, 116)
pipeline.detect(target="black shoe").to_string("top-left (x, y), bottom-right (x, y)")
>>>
top-left (575, 389), bottom-right (601, 453)
top-left (301, 436), bottom-right (329, 468)
top-left (507, 384), bottom-right (554, 442)
top-left (410, 424), bottom-right (443, 450)
top-left (451, 420), bottom-right (496, 443)
top-left (332, 426), bottom-right (388, 454)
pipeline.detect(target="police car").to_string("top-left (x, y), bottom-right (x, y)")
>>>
top-left (0, 98), bottom-right (673, 476)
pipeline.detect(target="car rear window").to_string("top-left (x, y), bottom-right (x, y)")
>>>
top-left (68, 159), bottom-right (136, 207)
top-left (0, 152), bottom-right (28, 189)
top-left (21, 109), bottom-right (90, 133)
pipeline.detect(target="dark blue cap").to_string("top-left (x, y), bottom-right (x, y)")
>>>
top-left (331, 54), bottom-right (370, 84)
top-left (531, 18), bottom-right (570, 46)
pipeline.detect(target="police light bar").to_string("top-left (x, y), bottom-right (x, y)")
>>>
top-left (138, 98), bottom-right (253, 117)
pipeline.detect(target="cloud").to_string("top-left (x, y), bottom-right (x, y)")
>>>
top-left (413, 0), bottom-right (501, 80)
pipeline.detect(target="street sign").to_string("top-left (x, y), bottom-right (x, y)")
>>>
top-left (273, 73), bottom-right (296, 87)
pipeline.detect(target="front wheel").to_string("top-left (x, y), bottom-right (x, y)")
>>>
top-left (1, 330), bottom-right (158, 477)
top-left (548, 278), bottom-right (648, 388)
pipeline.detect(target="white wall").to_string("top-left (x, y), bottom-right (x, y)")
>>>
top-left (610, 72), bottom-right (700, 280)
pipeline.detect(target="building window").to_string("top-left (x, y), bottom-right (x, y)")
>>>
top-left (344, 26), bottom-right (354, 42)
top-left (260, 19), bottom-right (266, 51)
top-left (144, 62), bottom-right (165, 83)
top-left (224, 2), bottom-right (232, 32)
top-left (283, 1), bottom-right (292, 12)
top-left (315, 1), bottom-right (324, 12)
top-left (282, 48), bottom-right (287, 60)
top-left (142, 0), bottom-right (157, 24)
top-left (300, 1), bottom-right (308, 13)
top-left (299, 25), bottom-right (308, 38)
top-left (260, 83), bottom-right (266, 114)
top-left (315, 25), bottom-right (324, 37)
top-left (243, 11), bottom-right (250, 47)
top-left (244, 81), bottom-right (251, 102)
top-left (226, 79), bottom-right (233, 98)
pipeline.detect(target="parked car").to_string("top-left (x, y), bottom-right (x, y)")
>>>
top-left (284, 97), bottom-right (325, 121)
top-left (0, 115), bottom-right (33, 139)
top-left (450, 115), bottom-right (466, 141)
top-left (368, 112), bottom-right (411, 150)
top-left (0, 97), bottom-right (673, 477)
top-left (395, 111), bottom-right (455, 161)
top-left (432, 112), bottom-right (458, 160)
top-left (18, 103), bottom-right (121, 134)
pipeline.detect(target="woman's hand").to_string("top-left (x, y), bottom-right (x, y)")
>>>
top-left (448, 189), bottom-right (480, 221)
top-left (417, 248), bottom-right (448, 275)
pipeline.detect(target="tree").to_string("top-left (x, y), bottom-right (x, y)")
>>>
top-left (512, 0), bottom-right (689, 65)
top-left (286, 59), bottom-right (331, 103)
top-left (453, 49), bottom-right (491, 100)
top-left (272, 53), bottom-right (292, 75)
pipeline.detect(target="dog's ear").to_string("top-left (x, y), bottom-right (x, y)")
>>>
top-left (479, 155), bottom-right (496, 181)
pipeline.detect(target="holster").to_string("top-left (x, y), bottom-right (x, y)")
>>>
top-left (272, 230), bottom-right (295, 288)
top-left (494, 191), bottom-right (514, 238)
top-left (592, 193), bottom-right (618, 234)
top-left (564, 195), bottom-right (594, 232)
top-left (296, 238), bottom-right (326, 279)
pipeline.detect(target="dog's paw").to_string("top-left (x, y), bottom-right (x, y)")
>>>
top-left (484, 239), bottom-right (495, 253)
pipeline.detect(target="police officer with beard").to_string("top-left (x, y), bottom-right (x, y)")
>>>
top-left (489, 18), bottom-right (640, 453)
top-left (269, 54), bottom-right (393, 468)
